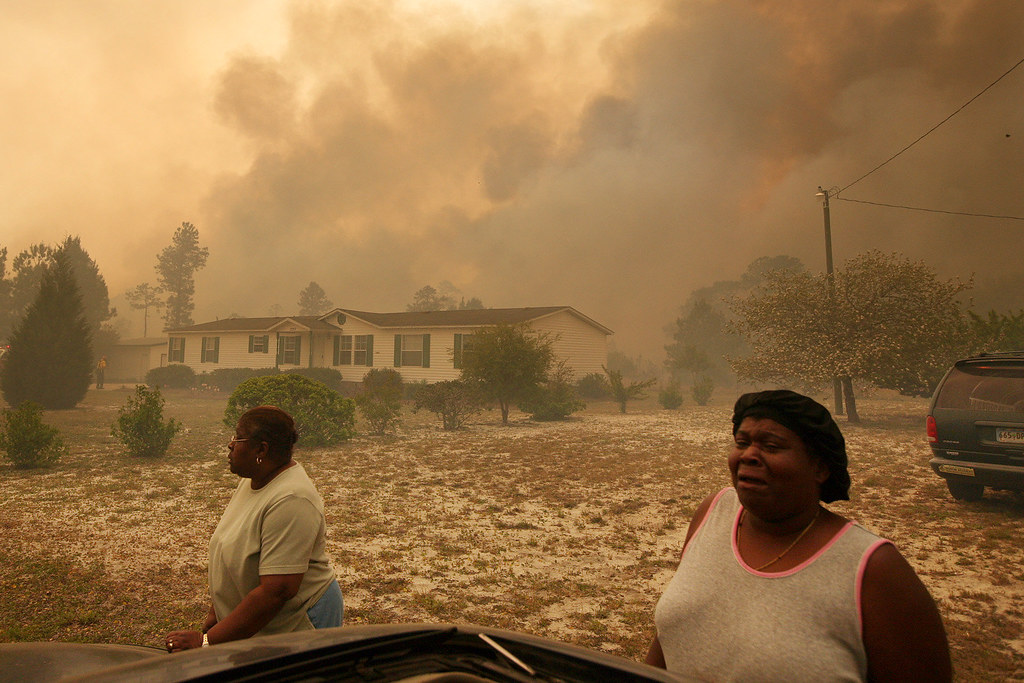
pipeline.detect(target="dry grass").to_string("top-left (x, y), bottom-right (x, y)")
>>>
top-left (1, 387), bottom-right (1022, 680)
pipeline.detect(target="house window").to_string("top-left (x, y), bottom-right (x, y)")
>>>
top-left (334, 336), bottom-right (352, 365)
top-left (333, 335), bottom-right (373, 366)
top-left (278, 335), bottom-right (302, 365)
top-left (201, 336), bottom-right (220, 363)
top-left (394, 334), bottom-right (430, 368)
top-left (354, 335), bottom-right (370, 366)
top-left (249, 335), bottom-right (269, 353)
top-left (168, 337), bottom-right (185, 363)
top-left (453, 333), bottom-right (475, 369)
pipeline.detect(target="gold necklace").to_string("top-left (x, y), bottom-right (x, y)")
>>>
top-left (740, 506), bottom-right (821, 571)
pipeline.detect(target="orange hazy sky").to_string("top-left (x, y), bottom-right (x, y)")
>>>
top-left (3, 0), bottom-right (1022, 357)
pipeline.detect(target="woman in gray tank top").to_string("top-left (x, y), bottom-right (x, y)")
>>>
top-left (645, 390), bottom-right (950, 682)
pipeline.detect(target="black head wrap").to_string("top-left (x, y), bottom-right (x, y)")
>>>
top-left (731, 389), bottom-right (850, 503)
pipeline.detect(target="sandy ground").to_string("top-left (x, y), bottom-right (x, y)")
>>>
top-left (1, 390), bottom-right (1022, 680)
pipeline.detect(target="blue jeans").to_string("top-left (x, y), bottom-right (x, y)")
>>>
top-left (307, 580), bottom-right (343, 629)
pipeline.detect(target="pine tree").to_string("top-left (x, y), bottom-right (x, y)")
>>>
top-left (156, 222), bottom-right (209, 329)
top-left (297, 281), bottom-right (333, 316)
top-left (1, 252), bottom-right (93, 408)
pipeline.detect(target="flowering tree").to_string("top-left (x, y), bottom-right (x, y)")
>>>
top-left (728, 251), bottom-right (971, 422)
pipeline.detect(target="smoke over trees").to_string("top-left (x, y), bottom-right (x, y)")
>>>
top-left (156, 222), bottom-right (209, 329)
top-left (407, 283), bottom-right (484, 312)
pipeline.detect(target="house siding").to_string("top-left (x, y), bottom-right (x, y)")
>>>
top-left (167, 307), bottom-right (609, 385)
top-left (528, 309), bottom-right (609, 378)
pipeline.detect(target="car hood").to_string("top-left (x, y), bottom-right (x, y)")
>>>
top-left (2, 624), bottom-right (687, 682)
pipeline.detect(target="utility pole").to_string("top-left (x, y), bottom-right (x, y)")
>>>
top-left (817, 186), bottom-right (844, 415)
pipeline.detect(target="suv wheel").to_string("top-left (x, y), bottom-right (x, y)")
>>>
top-left (946, 479), bottom-right (984, 502)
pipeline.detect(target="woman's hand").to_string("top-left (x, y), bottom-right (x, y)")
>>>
top-left (164, 629), bottom-right (203, 653)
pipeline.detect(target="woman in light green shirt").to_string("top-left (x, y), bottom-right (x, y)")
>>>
top-left (165, 406), bottom-right (342, 652)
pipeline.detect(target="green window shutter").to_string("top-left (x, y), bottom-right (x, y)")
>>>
top-left (394, 335), bottom-right (402, 367)
top-left (366, 335), bottom-right (374, 367)
top-left (201, 337), bottom-right (207, 362)
top-left (422, 334), bottom-right (430, 368)
top-left (248, 335), bottom-right (254, 353)
top-left (333, 336), bottom-right (340, 365)
top-left (168, 338), bottom-right (173, 360)
top-left (214, 337), bottom-right (220, 363)
top-left (295, 336), bottom-right (302, 363)
top-left (276, 336), bottom-right (283, 365)
top-left (454, 334), bottom-right (462, 369)
top-left (263, 335), bottom-right (269, 353)
top-left (181, 338), bottom-right (185, 361)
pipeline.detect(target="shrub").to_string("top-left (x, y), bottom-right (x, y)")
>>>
top-left (604, 366), bottom-right (656, 413)
top-left (356, 368), bottom-right (403, 435)
top-left (201, 367), bottom-right (276, 392)
top-left (224, 374), bottom-right (356, 446)
top-left (284, 367), bottom-right (345, 392)
top-left (519, 363), bottom-right (586, 421)
top-left (146, 364), bottom-right (196, 389)
top-left (576, 372), bottom-right (611, 399)
top-left (0, 402), bottom-right (68, 468)
top-left (414, 380), bottom-right (485, 430)
top-left (111, 385), bottom-right (182, 457)
top-left (692, 374), bottom-right (715, 406)
top-left (659, 383), bottom-right (684, 410)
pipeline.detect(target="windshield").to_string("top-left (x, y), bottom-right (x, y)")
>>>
top-left (935, 365), bottom-right (1024, 412)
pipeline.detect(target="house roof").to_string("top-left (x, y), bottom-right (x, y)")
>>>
top-left (165, 316), bottom-right (339, 334)
top-left (166, 307), bottom-right (613, 335)
top-left (334, 307), bottom-right (613, 334)
top-left (114, 337), bottom-right (171, 347)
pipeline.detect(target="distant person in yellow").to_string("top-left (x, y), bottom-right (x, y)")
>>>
top-left (95, 356), bottom-right (106, 388)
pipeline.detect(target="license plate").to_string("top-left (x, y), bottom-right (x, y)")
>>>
top-left (939, 464), bottom-right (975, 477)
top-left (996, 428), bottom-right (1024, 444)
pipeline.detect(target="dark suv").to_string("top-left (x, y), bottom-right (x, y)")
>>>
top-left (927, 352), bottom-right (1024, 501)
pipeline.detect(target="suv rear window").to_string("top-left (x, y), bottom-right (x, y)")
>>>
top-left (934, 365), bottom-right (1024, 412)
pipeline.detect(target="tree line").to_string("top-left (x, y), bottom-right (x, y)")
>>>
top-left (665, 250), bottom-right (1024, 422)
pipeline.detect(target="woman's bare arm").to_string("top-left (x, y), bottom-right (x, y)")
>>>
top-left (861, 544), bottom-right (951, 682)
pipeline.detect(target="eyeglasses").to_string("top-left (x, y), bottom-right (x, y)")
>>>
top-left (228, 437), bottom-right (249, 448)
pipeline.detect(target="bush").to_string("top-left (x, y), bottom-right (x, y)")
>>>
top-left (659, 383), bottom-right (684, 410)
top-left (356, 368), bottom-right (403, 435)
top-left (519, 363), bottom-right (585, 421)
top-left (284, 367), bottom-right (345, 392)
top-left (201, 367), bottom-right (276, 392)
top-left (111, 385), bottom-right (182, 457)
top-left (224, 374), bottom-right (356, 446)
top-left (692, 374), bottom-right (714, 406)
top-left (146, 364), bottom-right (196, 389)
top-left (0, 402), bottom-right (68, 468)
top-left (576, 373), bottom-right (611, 399)
top-left (414, 380), bottom-right (485, 430)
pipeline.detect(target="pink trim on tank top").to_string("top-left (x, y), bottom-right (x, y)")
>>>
top-left (731, 509), bottom-right (854, 577)
top-left (679, 488), bottom-right (731, 559)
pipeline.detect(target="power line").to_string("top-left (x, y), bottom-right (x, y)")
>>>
top-left (836, 196), bottom-right (1024, 221)
top-left (839, 55), bottom-right (1024, 195)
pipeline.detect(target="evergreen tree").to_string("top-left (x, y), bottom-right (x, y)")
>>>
top-left (124, 283), bottom-right (164, 337)
top-left (298, 281), bottom-right (333, 316)
top-left (1, 252), bottom-right (93, 409)
top-left (156, 222), bottom-right (209, 329)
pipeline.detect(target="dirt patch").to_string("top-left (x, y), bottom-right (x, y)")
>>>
top-left (1, 390), bottom-right (1022, 680)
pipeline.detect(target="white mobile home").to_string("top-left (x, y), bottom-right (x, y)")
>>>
top-left (165, 306), bottom-right (612, 384)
